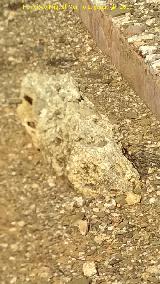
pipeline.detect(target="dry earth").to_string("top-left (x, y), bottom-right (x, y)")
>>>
top-left (0, 1), bottom-right (160, 283)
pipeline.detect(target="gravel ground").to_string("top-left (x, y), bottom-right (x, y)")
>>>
top-left (0, 1), bottom-right (160, 283)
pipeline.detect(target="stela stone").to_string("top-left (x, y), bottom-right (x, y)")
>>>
top-left (17, 72), bottom-right (141, 197)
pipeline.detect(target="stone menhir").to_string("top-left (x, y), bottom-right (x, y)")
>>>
top-left (17, 72), bottom-right (141, 196)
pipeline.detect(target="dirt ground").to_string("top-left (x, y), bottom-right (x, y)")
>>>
top-left (0, 1), bottom-right (160, 283)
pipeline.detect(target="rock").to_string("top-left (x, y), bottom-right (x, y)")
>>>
top-left (17, 220), bottom-right (25, 227)
top-left (104, 198), bottom-right (116, 209)
top-left (76, 220), bottom-right (89, 236)
top-left (73, 196), bottom-right (84, 207)
top-left (83, 261), bottom-right (97, 277)
top-left (125, 24), bottom-right (145, 36)
top-left (10, 277), bottom-right (17, 284)
top-left (94, 234), bottom-right (107, 244)
top-left (146, 18), bottom-right (155, 26)
top-left (128, 34), bottom-right (155, 43)
top-left (139, 45), bottom-right (157, 56)
top-left (151, 59), bottom-right (160, 73)
top-left (37, 266), bottom-right (51, 279)
top-left (149, 197), bottom-right (156, 204)
top-left (145, 54), bottom-right (160, 63)
top-left (7, 11), bottom-right (16, 22)
top-left (17, 72), bottom-right (141, 196)
top-left (125, 192), bottom-right (141, 205)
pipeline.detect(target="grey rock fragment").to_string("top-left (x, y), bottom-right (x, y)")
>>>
top-left (17, 72), bottom-right (141, 196)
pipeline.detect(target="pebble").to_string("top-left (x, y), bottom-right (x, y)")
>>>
top-left (77, 220), bottom-right (89, 236)
top-left (83, 261), bottom-right (97, 277)
top-left (125, 24), bottom-right (145, 36)
top-left (125, 192), bottom-right (141, 205)
top-left (10, 243), bottom-right (19, 251)
top-left (145, 54), bottom-right (160, 63)
top-left (73, 196), bottom-right (84, 207)
top-left (146, 18), bottom-right (155, 26)
top-left (48, 177), bottom-right (56, 187)
top-left (10, 277), bottom-right (17, 284)
top-left (94, 234), bottom-right (107, 244)
top-left (38, 266), bottom-right (51, 279)
top-left (149, 197), bottom-right (156, 204)
top-left (139, 45), bottom-right (157, 56)
top-left (104, 198), bottom-right (116, 209)
top-left (17, 220), bottom-right (25, 227)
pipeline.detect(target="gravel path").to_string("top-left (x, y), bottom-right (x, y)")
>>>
top-left (0, 1), bottom-right (160, 283)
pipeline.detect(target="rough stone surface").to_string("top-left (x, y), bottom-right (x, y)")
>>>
top-left (17, 72), bottom-right (141, 196)
top-left (83, 261), bottom-right (97, 277)
top-left (125, 191), bottom-right (141, 205)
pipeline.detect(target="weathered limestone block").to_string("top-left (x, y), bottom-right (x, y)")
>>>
top-left (17, 72), bottom-right (141, 196)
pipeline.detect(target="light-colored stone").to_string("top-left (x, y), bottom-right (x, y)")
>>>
top-left (125, 192), bottom-right (141, 205)
top-left (73, 196), bottom-right (84, 207)
top-left (83, 261), bottom-right (97, 277)
top-left (146, 18), bottom-right (155, 26)
top-left (17, 220), bottom-right (25, 227)
top-left (128, 34), bottom-right (155, 43)
top-left (145, 54), bottom-right (160, 63)
top-left (17, 73), bottom-right (141, 196)
top-left (151, 59), bottom-right (160, 71)
top-left (139, 45), bottom-right (157, 56)
top-left (94, 234), bottom-right (107, 244)
top-left (76, 220), bottom-right (89, 236)
top-left (104, 198), bottom-right (116, 209)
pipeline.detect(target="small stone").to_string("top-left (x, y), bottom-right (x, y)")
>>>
top-left (149, 197), bottom-right (156, 204)
top-left (7, 11), bottom-right (16, 21)
top-left (146, 18), bottom-right (155, 26)
top-left (151, 59), bottom-right (160, 71)
top-left (94, 234), bottom-right (107, 244)
top-left (148, 168), bottom-right (155, 174)
top-left (128, 34), bottom-right (155, 43)
top-left (77, 220), bottom-right (89, 236)
top-left (48, 177), bottom-right (56, 187)
top-left (125, 24), bottom-right (145, 36)
top-left (115, 195), bottom-right (126, 206)
top-left (10, 277), bottom-right (17, 284)
top-left (10, 243), bottom-right (18, 251)
top-left (92, 207), bottom-right (99, 213)
top-left (104, 198), bottom-right (116, 209)
top-left (0, 243), bottom-right (8, 248)
top-left (38, 266), bottom-right (51, 279)
top-left (17, 221), bottom-right (25, 227)
top-left (126, 192), bottom-right (141, 205)
top-left (32, 183), bottom-right (39, 189)
top-left (139, 45), bottom-right (157, 56)
top-left (73, 196), bottom-right (84, 207)
top-left (83, 261), bottom-right (97, 277)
